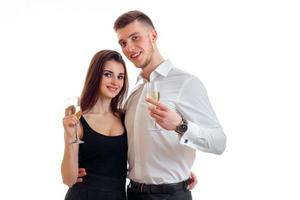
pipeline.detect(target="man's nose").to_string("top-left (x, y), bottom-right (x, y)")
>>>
top-left (125, 42), bottom-right (134, 52)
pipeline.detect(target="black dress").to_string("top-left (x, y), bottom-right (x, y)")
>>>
top-left (65, 117), bottom-right (127, 200)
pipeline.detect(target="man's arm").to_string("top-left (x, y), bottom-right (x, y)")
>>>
top-left (177, 77), bottom-right (226, 154)
top-left (147, 77), bottom-right (226, 154)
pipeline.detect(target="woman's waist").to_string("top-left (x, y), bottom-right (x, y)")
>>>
top-left (74, 173), bottom-right (126, 191)
top-left (78, 162), bottom-right (127, 177)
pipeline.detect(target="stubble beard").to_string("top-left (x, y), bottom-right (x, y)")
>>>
top-left (135, 46), bottom-right (154, 70)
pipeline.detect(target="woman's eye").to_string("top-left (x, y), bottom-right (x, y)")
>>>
top-left (103, 73), bottom-right (112, 77)
top-left (118, 75), bottom-right (125, 80)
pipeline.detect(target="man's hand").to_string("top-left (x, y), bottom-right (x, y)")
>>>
top-left (76, 168), bottom-right (87, 183)
top-left (146, 98), bottom-right (182, 131)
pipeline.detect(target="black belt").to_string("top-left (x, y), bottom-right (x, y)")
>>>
top-left (128, 179), bottom-right (190, 194)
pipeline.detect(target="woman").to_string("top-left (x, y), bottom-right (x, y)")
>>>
top-left (61, 50), bottom-right (128, 200)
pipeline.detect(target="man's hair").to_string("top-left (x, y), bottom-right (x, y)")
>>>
top-left (113, 10), bottom-right (155, 31)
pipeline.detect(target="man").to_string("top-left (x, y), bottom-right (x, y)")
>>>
top-left (79, 10), bottom-right (226, 200)
top-left (115, 10), bottom-right (226, 200)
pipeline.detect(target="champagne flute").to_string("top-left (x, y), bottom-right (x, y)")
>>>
top-left (146, 82), bottom-right (160, 108)
top-left (67, 96), bottom-right (84, 144)
top-left (146, 82), bottom-right (160, 127)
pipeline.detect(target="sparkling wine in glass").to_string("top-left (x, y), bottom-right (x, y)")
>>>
top-left (67, 96), bottom-right (84, 144)
top-left (146, 82), bottom-right (160, 128)
top-left (146, 91), bottom-right (160, 107)
top-left (146, 82), bottom-right (160, 108)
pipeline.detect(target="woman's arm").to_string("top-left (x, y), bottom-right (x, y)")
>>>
top-left (60, 107), bottom-right (81, 187)
top-left (61, 139), bottom-right (79, 187)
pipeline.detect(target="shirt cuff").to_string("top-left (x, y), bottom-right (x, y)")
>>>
top-left (179, 120), bottom-right (209, 151)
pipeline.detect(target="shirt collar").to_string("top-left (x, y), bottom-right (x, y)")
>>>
top-left (135, 59), bottom-right (173, 84)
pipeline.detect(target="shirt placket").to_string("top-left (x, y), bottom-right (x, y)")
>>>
top-left (133, 81), bottom-right (148, 179)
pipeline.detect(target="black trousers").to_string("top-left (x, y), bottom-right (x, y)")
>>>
top-left (127, 181), bottom-right (192, 200)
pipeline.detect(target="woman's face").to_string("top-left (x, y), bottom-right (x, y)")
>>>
top-left (99, 60), bottom-right (125, 100)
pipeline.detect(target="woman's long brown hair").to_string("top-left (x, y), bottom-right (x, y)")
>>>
top-left (80, 50), bottom-right (128, 117)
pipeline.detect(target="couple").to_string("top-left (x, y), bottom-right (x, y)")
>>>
top-left (61, 10), bottom-right (226, 200)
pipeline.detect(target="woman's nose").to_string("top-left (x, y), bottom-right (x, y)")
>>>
top-left (111, 77), bottom-right (117, 85)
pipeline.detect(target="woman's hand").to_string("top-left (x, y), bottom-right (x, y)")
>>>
top-left (63, 106), bottom-right (79, 143)
top-left (187, 171), bottom-right (198, 190)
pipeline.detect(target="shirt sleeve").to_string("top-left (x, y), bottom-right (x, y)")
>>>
top-left (176, 76), bottom-right (226, 154)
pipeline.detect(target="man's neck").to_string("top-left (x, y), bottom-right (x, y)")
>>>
top-left (142, 53), bottom-right (164, 81)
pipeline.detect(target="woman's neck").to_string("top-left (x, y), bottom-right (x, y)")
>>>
top-left (88, 98), bottom-right (112, 115)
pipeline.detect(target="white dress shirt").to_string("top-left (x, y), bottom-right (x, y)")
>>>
top-left (124, 59), bottom-right (226, 184)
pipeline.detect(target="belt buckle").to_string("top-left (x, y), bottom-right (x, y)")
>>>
top-left (131, 182), bottom-right (139, 192)
top-left (140, 183), bottom-right (144, 192)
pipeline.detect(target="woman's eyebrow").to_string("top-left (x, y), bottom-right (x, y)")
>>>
top-left (104, 70), bottom-right (124, 75)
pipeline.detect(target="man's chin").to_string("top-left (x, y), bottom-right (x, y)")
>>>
top-left (135, 61), bottom-right (148, 68)
top-left (133, 63), bottom-right (143, 68)
top-left (130, 59), bottom-right (144, 68)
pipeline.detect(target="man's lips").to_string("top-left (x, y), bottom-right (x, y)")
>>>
top-left (130, 51), bottom-right (141, 59)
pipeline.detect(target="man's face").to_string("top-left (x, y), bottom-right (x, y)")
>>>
top-left (116, 20), bottom-right (156, 69)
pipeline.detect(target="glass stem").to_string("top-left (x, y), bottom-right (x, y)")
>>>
top-left (75, 122), bottom-right (79, 141)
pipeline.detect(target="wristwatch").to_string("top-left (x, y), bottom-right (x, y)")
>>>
top-left (175, 117), bottom-right (188, 136)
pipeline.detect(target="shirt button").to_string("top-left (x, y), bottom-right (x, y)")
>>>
top-left (184, 139), bottom-right (188, 143)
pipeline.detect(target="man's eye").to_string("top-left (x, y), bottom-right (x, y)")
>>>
top-left (103, 72), bottom-right (112, 77)
top-left (132, 36), bottom-right (139, 40)
top-left (120, 42), bottom-right (126, 47)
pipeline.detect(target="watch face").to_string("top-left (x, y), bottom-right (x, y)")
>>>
top-left (179, 124), bottom-right (188, 132)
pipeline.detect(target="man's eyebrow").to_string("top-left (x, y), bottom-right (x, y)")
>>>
top-left (128, 32), bottom-right (139, 37)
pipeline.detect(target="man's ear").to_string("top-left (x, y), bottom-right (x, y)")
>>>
top-left (150, 29), bottom-right (158, 42)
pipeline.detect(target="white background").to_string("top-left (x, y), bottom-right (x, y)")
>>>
top-left (0, 0), bottom-right (299, 199)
